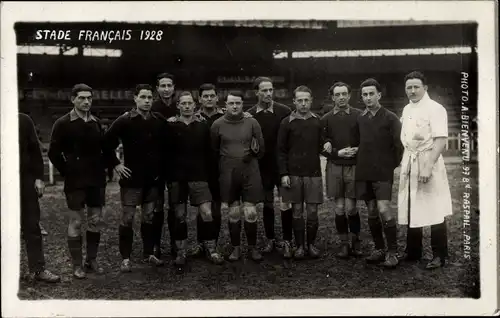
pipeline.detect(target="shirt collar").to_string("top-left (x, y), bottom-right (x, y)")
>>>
top-left (289, 110), bottom-right (317, 122)
top-left (69, 109), bottom-right (97, 122)
top-left (129, 108), bottom-right (157, 119)
top-left (176, 114), bottom-right (204, 125)
top-left (199, 108), bottom-right (224, 118)
top-left (256, 101), bottom-right (274, 113)
top-left (333, 105), bottom-right (351, 115)
top-left (361, 105), bottom-right (382, 117)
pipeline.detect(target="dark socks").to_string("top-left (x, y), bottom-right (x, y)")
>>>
top-left (119, 225), bottom-right (134, 259)
top-left (335, 214), bottom-right (349, 236)
top-left (152, 210), bottom-right (165, 248)
top-left (293, 218), bottom-right (305, 247)
top-left (431, 222), bottom-right (448, 259)
top-left (306, 218), bottom-right (319, 246)
top-left (368, 216), bottom-right (385, 250)
top-left (348, 212), bottom-right (361, 235)
top-left (141, 223), bottom-right (154, 257)
top-left (263, 206), bottom-right (275, 240)
top-left (68, 235), bottom-right (83, 267)
top-left (228, 220), bottom-right (242, 246)
top-left (244, 221), bottom-right (258, 246)
top-left (86, 231), bottom-right (100, 261)
top-left (383, 220), bottom-right (398, 253)
top-left (281, 209), bottom-right (293, 241)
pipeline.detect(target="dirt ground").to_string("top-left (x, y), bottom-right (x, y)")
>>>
top-left (18, 162), bottom-right (479, 300)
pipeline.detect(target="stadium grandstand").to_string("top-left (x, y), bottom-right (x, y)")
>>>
top-left (15, 20), bottom-right (478, 180)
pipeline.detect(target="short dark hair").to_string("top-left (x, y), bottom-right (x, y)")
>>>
top-left (360, 78), bottom-right (382, 93)
top-left (404, 71), bottom-right (427, 86)
top-left (71, 83), bottom-right (93, 97)
top-left (156, 72), bottom-right (175, 86)
top-left (177, 91), bottom-right (194, 103)
top-left (226, 90), bottom-right (244, 101)
top-left (329, 82), bottom-right (351, 95)
top-left (199, 83), bottom-right (217, 97)
top-left (293, 85), bottom-right (313, 98)
top-left (134, 84), bottom-right (153, 96)
top-left (253, 76), bottom-right (273, 90)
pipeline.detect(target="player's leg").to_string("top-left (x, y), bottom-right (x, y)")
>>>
top-left (64, 190), bottom-right (87, 279)
top-left (282, 176), bottom-right (305, 260)
top-left (304, 176), bottom-right (323, 258)
top-left (119, 187), bottom-right (139, 273)
top-left (357, 181), bottom-right (385, 264)
top-left (334, 197), bottom-right (349, 258)
top-left (21, 181), bottom-right (60, 282)
top-left (242, 160), bottom-right (264, 262)
top-left (327, 162), bottom-right (349, 258)
top-left (191, 181), bottom-right (224, 264)
top-left (261, 177), bottom-right (276, 253)
top-left (170, 182), bottom-right (188, 272)
top-left (152, 180), bottom-right (166, 259)
top-left (83, 187), bottom-right (106, 274)
top-left (227, 201), bottom-right (242, 261)
top-left (375, 181), bottom-right (399, 268)
top-left (345, 197), bottom-right (362, 257)
top-left (141, 186), bottom-right (164, 267)
top-left (279, 192), bottom-right (293, 259)
top-left (166, 182), bottom-right (177, 256)
top-left (344, 166), bottom-right (362, 257)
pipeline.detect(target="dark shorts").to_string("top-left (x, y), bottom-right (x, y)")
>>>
top-left (169, 181), bottom-right (212, 206)
top-left (326, 162), bottom-right (356, 199)
top-left (120, 186), bottom-right (158, 206)
top-left (64, 187), bottom-right (105, 211)
top-left (281, 176), bottom-right (323, 204)
top-left (355, 180), bottom-right (393, 201)
top-left (219, 157), bottom-right (263, 204)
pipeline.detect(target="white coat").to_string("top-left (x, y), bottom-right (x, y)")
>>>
top-left (398, 92), bottom-right (453, 228)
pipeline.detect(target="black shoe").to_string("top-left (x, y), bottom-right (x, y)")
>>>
top-left (282, 241), bottom-right (293, 259)
top-left (84, 259), bottom-right (104, 274)
top-left (400, 252), bottom-right (422, 263)
top-left (34, 269), bottom-right (60, 283)
top-left (308, 244), bottom-right (321, 259)
top-left (250, 247), bottom-right (263, 262)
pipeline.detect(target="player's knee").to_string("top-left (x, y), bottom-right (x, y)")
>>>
top-left (279, 198), bottom-right (292, 211)
top-left (174, 204), bottom-right (187, 222)
top-left (243, 203), bottom-right (257, 223)
top-left (87, 210), bottom-right (104, 232)
top-left (198, 202), bottom-right (213, 222)
top-left (383, 217), bottom-right (396, 227)
top-left (69, 217), bottom-right (82, 230)
top-left (292, 204), bottom-right (303, 219)
top-left (306, 204), bottom-right (319, 221)
top-left (121, 206), bottom-right (135, 227)
top-left (334, 202), bottom-right (345, 216)
top-left (346, 205), bottom-right (357, 217)
top-left (228, 206), bottom-right (241, 223)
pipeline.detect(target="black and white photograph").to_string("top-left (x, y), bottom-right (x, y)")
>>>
top-left (1, 1), bottom-right (498, 317)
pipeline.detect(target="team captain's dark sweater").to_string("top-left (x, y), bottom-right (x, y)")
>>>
top-left (167, 116), bottom-right (212, 182)
top-left (48, 109), bottom-right (119, 191)
top-left (354, 106), bottom-right (404, 182)
top-left (320, 106), bottom-right (362, 165)
top-left (277, 111), bottom-right (323, 177)
top-left (103, 108), bottom-right (169, 188)
top-left (247, 102), bottom-right (292, 177)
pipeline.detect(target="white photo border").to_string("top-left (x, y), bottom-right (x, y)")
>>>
top-left (1, 1), bottom-right (498, 316)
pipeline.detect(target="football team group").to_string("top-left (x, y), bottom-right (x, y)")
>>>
top-left (19, 70), bottom-right (453, 283)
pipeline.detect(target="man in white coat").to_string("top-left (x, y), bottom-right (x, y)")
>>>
top-left (398, 71), bottom-right (453, 270)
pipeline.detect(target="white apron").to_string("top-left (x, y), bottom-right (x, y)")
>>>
top-left (398, 92), bottom-right (453, 228)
